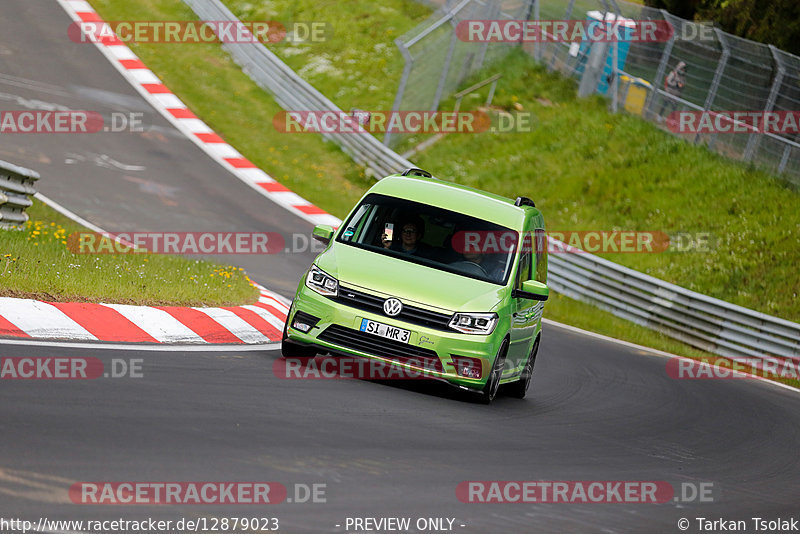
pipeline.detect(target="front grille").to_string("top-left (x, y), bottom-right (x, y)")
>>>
top-left (333, 286), bottom-right (452, 331)
top-left (318, 324), bottom-right (444, 374)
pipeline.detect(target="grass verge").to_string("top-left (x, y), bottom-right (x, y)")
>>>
top-left (0, 200), bottom-right (257, 307)
top-left (84, 0), bottom-right (798, 388)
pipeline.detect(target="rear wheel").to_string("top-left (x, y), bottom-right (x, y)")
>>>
top-left (281, 310), bottom-right (317, 359)
top-left (506, 337), bottom-right (539, 399)
top-left (477, 339), bottom-right (508, 404)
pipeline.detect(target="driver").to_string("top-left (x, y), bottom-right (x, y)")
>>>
top-left (453, 249), bottom-right (505, 281)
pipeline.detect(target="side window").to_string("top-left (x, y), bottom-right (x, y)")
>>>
top-left (534, 228), bottom-right (547, 283)
top-left (340, 203), bottom-right (372, 243)
top-left (515, 232), bottom-right (532, 289)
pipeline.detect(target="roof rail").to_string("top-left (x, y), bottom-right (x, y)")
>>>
top-left (401, 168), bottom-right (432, 178)
top-left (514, 196), bottom-right (536, 208)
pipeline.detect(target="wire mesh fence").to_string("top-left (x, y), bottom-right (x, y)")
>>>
top-left (390, 0), bottom-right (800, 185)
top-left (384, 0), bottom-right (534, 147)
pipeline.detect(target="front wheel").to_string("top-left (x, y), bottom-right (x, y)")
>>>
top-left (281, 311), bottom-right (317, 359)
top-left (506, 337), bottom-right (539, 399)
top-left (477, 339), bottom-right (508, 404)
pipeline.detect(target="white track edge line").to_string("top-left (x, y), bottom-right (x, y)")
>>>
top-left (543, 318), bottom-right (800, 394)
top-left (0, 338), bottom-right (280, 351)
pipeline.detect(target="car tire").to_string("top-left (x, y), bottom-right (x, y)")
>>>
top-left (478, 338), bottom-right (508, 404)
top-left (281, 311), bottom-right (317, 359)
top-left (506, 336), bottom-right (539, 399)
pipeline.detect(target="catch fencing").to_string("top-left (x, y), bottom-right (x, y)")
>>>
top-left (392, 0), bottom-right (800, 184)
top-left (385, 0), bottom-right (533, 147)
top-left (537, 0), bottom-right (800, 185)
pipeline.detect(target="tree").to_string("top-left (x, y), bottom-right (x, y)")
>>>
top-left (644, 0), bottom-right (800, 55)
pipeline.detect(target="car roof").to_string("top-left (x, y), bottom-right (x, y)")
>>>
top-left (368, 174), bottom-right (532, 229)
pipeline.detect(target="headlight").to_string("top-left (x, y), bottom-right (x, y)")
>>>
top-left (305, 265), bottom-right (338, 297)
top-left (448, 312), bottom-right (498, 335)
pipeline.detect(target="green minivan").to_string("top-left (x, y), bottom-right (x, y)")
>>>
top-left (282, 168), bottom-right (548, 403)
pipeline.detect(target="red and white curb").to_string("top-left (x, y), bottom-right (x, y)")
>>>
top-left (1, 0), bottom-right (347, 345)
top-left (0, 284), bottom-right (288, 344)
top-left (56, 0), bottom-right (341, 229)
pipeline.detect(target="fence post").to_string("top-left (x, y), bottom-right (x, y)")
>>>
top-left (547, 0), bottom-right (575, 72)
top-left (743, 45), bottom-right (785, 162)
top-left (532, 0), bottom-right (541, 61)
top-left (383, 40), bottom-right (413, 147)
top-left (645, 11), bottom-right (676, 118)
top-left (645, 10), bottom-right (675, 119)
top-left (431, 21), bottom-right (459, 112)
top-left (608, 0), bottom-right (623, 114)
top-left (474, 0), bottom-right (499, 71)
top-left (695, 28), bottom-right (729, 145)
top-left (778, 145), bottom-right (792, 174)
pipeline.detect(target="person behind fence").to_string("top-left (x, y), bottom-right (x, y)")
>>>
top-left (659, 61), bottom-right (687, 119)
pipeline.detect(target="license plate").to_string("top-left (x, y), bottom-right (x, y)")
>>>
top-left (360, 318), bottom-right (411, 343)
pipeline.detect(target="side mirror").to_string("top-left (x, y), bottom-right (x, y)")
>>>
top-left (312, 224), bottom-right (335, 245)
top-left (512, 280), bottom-right (549, 301)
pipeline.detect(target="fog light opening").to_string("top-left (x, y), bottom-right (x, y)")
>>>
top-left (450, 355), bottom-right (483, 379)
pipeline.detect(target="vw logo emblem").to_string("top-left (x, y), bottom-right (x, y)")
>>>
top-left (383, 298), bottom-right (403, 317)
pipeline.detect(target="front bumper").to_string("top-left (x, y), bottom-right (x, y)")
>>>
top-left (286, 285), bottom-right (503, 390)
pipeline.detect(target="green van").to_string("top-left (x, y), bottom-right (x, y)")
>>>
top-left (282, 169), bottom-right (548, 403)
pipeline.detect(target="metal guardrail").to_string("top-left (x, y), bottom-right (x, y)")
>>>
top-left (0, 160), bottom-right (39, 229)
top-left (183, 0), bottom-right (414, 179)
top-left (185, 0), bottom-right (799, 369)
top-left (547, 242), bottom-right (800, 366)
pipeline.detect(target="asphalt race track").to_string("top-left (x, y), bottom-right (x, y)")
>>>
top-left (1, 2), bottom-right (799, 533)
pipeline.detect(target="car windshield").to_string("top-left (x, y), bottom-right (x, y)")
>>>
top-left (336, 193), bottom-right (518, 285)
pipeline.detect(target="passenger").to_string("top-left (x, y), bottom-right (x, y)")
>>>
top-left (382, 216), bottom-right (433, 258)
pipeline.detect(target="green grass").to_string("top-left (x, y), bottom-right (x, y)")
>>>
top-left (83, 0), bottom-right (798, 386)
top-left (0, 200), bottom-right (258, 306)
top-left (222, 0), bottom-right (431, 112)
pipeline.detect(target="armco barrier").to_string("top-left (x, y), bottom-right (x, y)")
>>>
top-left (0, 160), bottom-right (39, 229)
top-left (183, 0), bottom-right (415, 179)
top-left (547, 242), bottom-right (800, 366)
top-left (184, 0), bottom-right (799, 369)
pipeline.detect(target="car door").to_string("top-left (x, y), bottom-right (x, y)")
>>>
top-left (507, 229), bottom-right (538, 377)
